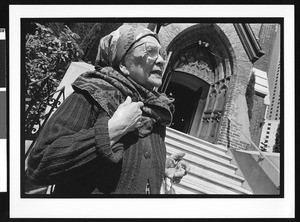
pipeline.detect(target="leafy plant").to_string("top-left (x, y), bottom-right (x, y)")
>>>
top-left (25, 23), bottom-right (83, 137)
top-left (69, 23), bottom-right (123, 63)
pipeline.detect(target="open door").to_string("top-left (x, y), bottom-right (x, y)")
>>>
top-left (164, 71), bottom-right (210, 137)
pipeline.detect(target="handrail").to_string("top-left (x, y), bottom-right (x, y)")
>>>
top-left (25, 87), bottom-right (66, 159)
top-left (226, 117), bottom-right (280, 173)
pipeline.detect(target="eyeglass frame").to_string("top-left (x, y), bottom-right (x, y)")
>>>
top-left (121, 40), bottom-right (166, 63)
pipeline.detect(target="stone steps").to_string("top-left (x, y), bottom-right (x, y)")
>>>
top-left (165, 127), bottom-right (253, 195)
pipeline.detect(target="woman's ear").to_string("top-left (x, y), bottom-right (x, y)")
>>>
top-left (119, 64), bottom-right (130, 76)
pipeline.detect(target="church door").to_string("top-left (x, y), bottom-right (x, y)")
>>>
top-left (160, 44), bottom-right (230, 144)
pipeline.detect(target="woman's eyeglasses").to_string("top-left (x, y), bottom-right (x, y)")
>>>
top-left (127, 42), bottom-right (166, 61)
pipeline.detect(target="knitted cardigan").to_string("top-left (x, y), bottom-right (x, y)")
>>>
top-left (26, 91), bottom-right (167, 196)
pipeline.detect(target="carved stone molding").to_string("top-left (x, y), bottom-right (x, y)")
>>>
top-left (175, 60), bottom-right (214, 84)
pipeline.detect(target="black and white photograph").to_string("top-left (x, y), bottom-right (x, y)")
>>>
top-left (23, 20), bottom-right (282, 197)
top-left (7, 4), bottom-right (295, 220)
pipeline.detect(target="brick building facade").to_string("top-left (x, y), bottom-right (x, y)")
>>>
top-left (145, 22), bottom-right (279, 151)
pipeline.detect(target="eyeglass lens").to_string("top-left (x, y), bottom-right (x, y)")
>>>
top-left (145, 43), bottom-right (166, 60)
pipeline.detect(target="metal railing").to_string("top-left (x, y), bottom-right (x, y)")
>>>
top-left (25, 86), bottom-right (66, 159)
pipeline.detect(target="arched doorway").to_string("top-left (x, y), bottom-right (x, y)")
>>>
top-left (160, 24), bottom-right (233, 143)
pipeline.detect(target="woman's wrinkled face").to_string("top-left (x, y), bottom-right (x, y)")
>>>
top-left (121, 36), bottom-right (166, 90)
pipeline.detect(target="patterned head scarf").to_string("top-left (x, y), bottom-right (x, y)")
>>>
top-left (94, 24), bottom-right (159, 70)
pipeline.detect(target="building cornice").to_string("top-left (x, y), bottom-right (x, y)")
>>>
top-left (234, 23), bottom-right (265, 63)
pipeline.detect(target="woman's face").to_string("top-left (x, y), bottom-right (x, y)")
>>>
top-left (122, 36), bottom-right (166, 90)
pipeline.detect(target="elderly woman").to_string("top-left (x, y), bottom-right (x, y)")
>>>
top-left (27, 24), bottom-right (189, 195)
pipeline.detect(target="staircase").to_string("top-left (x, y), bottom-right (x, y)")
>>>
top-left (165, 127), bottom-right (253, 194)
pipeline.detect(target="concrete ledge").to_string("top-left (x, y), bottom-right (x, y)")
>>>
top-left (252, 68), bottom-right (270, 105)
top-left (230, 149), bottom-right (280, 194)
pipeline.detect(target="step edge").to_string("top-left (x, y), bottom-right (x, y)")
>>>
top-left (186, 161), bottom-right (245, 183)
top-left (165, 140), bottom-right (232, 162)
top-left (166, 145), bottom-right (235, 169)
top-left (166, 150), bottom-right (240, 177)
top-left (165, 136), bottom-right (229, 159)
top-left (177, 178), bottom-right (239, 194)
top-left (184, 173), bottom-right (253, 194)
top-left (166, 127), bottom-right (228, 152)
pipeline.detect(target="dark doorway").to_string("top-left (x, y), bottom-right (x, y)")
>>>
top-left (163, 71), bottom-right (210, 136)
top-left (166, 82), bottom-right (201, 133)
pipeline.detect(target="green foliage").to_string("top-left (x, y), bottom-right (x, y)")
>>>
top-left (273, 124), bottom-right (280, 153)
top-left (245, 72), bottom-right (256, 119)
top-left (25, 23), bottom-right (83, 135)
top-left (40, 23), bottom-right (123, 64)
top-left (69, 23), bottom-right (123, 63)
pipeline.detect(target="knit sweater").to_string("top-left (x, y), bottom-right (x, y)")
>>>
top-left (26, 91), bottom-right (167, 196)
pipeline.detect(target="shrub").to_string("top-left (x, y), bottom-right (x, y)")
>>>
top-left (69, 23), bottom-right (123, 63)
top-left (25, 23), bottom-right (83, 137)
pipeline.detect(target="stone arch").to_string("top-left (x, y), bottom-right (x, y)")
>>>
top-left (165, 23), bottom-right (237, 80)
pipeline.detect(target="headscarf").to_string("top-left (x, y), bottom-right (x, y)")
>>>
top-left (94, 24), bottom-right (159, 70)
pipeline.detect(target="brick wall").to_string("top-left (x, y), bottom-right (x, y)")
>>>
top-left (250, 24), bottom-right (262, 39)
top-left (217, 72), bottom-right (251, 150)
top-left (220, 24), bottom-right (277, 150)
top-left (216, 24), bottom-right (252, 150)
top-left (254, 24), bottom-right (278, 72)
top-left (249, 94), bottom-right (267, 147)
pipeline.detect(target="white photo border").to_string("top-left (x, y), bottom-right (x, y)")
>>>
top-left (0, 28), bottom-right (6, 192)
top-left (10, 5), bottom-right (295, 219)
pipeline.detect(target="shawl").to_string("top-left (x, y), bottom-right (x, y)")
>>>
top-left (72, 67), bottom-right (174, 137)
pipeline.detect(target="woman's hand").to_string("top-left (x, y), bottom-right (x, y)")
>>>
top-left (165, 152), bottom-right (190, 184)
top-left (108, 96), bottom-right (144, 145)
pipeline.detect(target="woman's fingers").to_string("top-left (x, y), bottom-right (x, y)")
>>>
top-left (136, 101), bottom-right (144, 108)
top-left (112, 97), bottom-right (145, 133)
top-left (120, 96), bottom-right (132, 106)
top-left (178, 160), bottom-right (191, 174)
top-left (169, 152), bottom-right (185, 162)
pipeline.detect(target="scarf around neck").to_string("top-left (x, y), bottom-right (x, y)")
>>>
top-left (72, 67), bottom-right (174, 137)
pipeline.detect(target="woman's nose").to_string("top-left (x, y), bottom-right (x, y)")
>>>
top-left (155, 54), bottom-right (166, 68)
